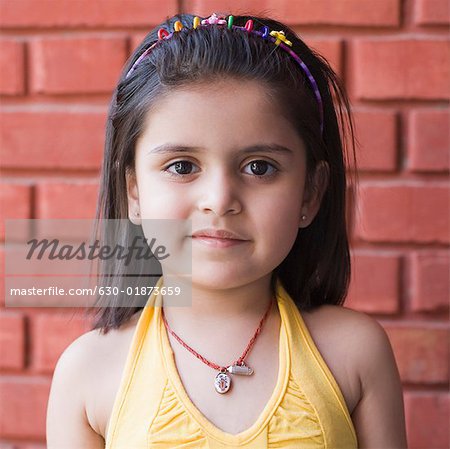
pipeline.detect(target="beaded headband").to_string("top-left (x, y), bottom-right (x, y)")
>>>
top-left (125, 13), bottom-right (324, 134)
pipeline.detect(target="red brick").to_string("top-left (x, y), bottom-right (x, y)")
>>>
top-left (384, 325), bottom-right (449, 384)
top-left (414, 0), bottom-right (450, 25)
top-left (18, 444), bottom-right (47, 449)
top-left (350, 39), bottom-right (450, 100)
top-left (353, 109), bottom-right (398, 172)
top-left (355, 183), bottom-right (449, 243)
top-left (0, 312), bottom-right (25, 370)
top-left (0, 184), bottom-right (32, 241)
top-left (404, 392), bottom-right (449, 449)
top-left (17, 445), bottom-right (47, 449)
top-left (0, 0), bottom-right (178, 28)
top-left (0, 184), bottom-right (31, 219)
top-left (30, 313), bottom-right (91, 373)
top-left (184, 0), bottom-right (400, 26)
top-left (0, 377), bottom-right (50, 439)
top-left (408, 109), bottom-right (450, 172)
top-left (35, 182), bottom-right (99, 219)
top-left (0, 248), bottom-right (4, 307)
top-left (0, 443), bottom-right (17, 449)
top-left (0, 40), bottom-right (25, 95)
top-left (409, 251), bottom-right (449, 313)
top-left (305, 38), bottom-right (343, 77)
top-left (29, 36), bottom-right (127, 94)
top-left (346, 252), bottom-right (400, 313)
top-left (0, 110), bottom-right (105, 169)
top-left (20, 445), bottom-right (47, 449)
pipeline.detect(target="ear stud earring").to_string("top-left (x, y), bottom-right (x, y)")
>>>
top-left (299, 215), bottom-right (308, 228)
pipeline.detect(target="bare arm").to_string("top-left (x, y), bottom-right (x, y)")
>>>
top-left (351, 316), bottom-right (408, 448)
top-left (46, 333), bottom-right (105, 449)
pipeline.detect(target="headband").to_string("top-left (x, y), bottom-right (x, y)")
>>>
top-left (125, 13), bottom-right (324, 135)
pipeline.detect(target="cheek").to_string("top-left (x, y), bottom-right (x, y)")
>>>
top-left (252, 194), bottom-right (300, 239)
top-left (254, 212), bottom-right (299, 271)
top-left (137, 178), bottom-right (190, 220)
top-left (254, 186), bottom-right (302, 226)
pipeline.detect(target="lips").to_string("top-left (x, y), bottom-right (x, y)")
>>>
top-left (191, 228), bottom-right (248, 240)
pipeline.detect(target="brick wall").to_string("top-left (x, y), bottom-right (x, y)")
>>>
top-left (1, 0), bottom-right (449, 447)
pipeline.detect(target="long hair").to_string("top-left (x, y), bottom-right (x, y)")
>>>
top-left (86, 12), bottom-right (357, 334)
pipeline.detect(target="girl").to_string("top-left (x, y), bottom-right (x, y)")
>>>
top-left (47, 13), bottom-right (407, 448)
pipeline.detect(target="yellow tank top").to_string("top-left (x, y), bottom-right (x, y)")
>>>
top-left (105, 276), bottom-right (358, 448)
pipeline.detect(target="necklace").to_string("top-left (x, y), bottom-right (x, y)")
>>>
top-left (161, 297), bottom-right (274, 394)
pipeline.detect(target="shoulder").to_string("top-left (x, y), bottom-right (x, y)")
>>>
top-left (302, 303), bottom-right (388, 342)
top-left (49, 310), bottom-right (143, 433)
top-left (60, 309), bottom-right (144, 367)
top-left (302, 304), bottom-right (394, 384)
top-left (47, 327), bottom-right (107, 448)
top-left (303, 304), bottom-right (389, 339)
top-left (53, 327), bottom-right (100, 378)
top-left (50, 326), bottom-right (108, 408)
top-left (304, 308), bottom-right (407, 446)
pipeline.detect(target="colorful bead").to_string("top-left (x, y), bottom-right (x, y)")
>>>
top-left (260, 25), bottom-right (269, 39)
top-left (158, 29), bottom-right (169, 40)
top-left (201, 13), bottom-right (227, 26)
top-left (124, 13), bottom-right (324, 135)
top-left (269, 30), bottom-right (292, 47)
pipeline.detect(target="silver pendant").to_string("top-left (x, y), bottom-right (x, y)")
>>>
top-left (227, 363), bottom-right (254, 375)
top-left (214, 363), bottom-right (254, 394)
top-left (214, 371), bottom-right (231, 394)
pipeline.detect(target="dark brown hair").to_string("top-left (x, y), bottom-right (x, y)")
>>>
top-left (86, 12), bottom-right (357, 334)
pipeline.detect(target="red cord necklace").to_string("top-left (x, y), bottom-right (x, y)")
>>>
top-left (161, 297), bottom-right (274, 394)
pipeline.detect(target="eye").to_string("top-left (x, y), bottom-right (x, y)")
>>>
top-left (243, 160), bottom-right (278, 178)
top-left (164, 160), bottom-right (199, 177)
top-left (163, 159), bottom-right (279, 179)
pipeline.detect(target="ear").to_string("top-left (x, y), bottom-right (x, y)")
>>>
top-left (125, 168), bottom-right (142, 225)
top-left (299, 161), bottom-right (329, 228)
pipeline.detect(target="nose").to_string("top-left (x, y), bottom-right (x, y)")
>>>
top-left (197, 169), bottom-right (242, 216)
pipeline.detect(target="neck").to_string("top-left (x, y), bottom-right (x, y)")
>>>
top-left (160, 273), bottom-right (276, 336)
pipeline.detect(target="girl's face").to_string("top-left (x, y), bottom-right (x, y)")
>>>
top-left (127, 79), bottom-right (325, 289)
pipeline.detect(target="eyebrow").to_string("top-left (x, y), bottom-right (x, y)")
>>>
top-left (146, 143), bottom-right (295, 157)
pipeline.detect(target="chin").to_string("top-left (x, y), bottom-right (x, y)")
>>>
top-left (190, 265), bottom-right (259, 290)
top-left (192, 273), bottom-right (237, 289)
